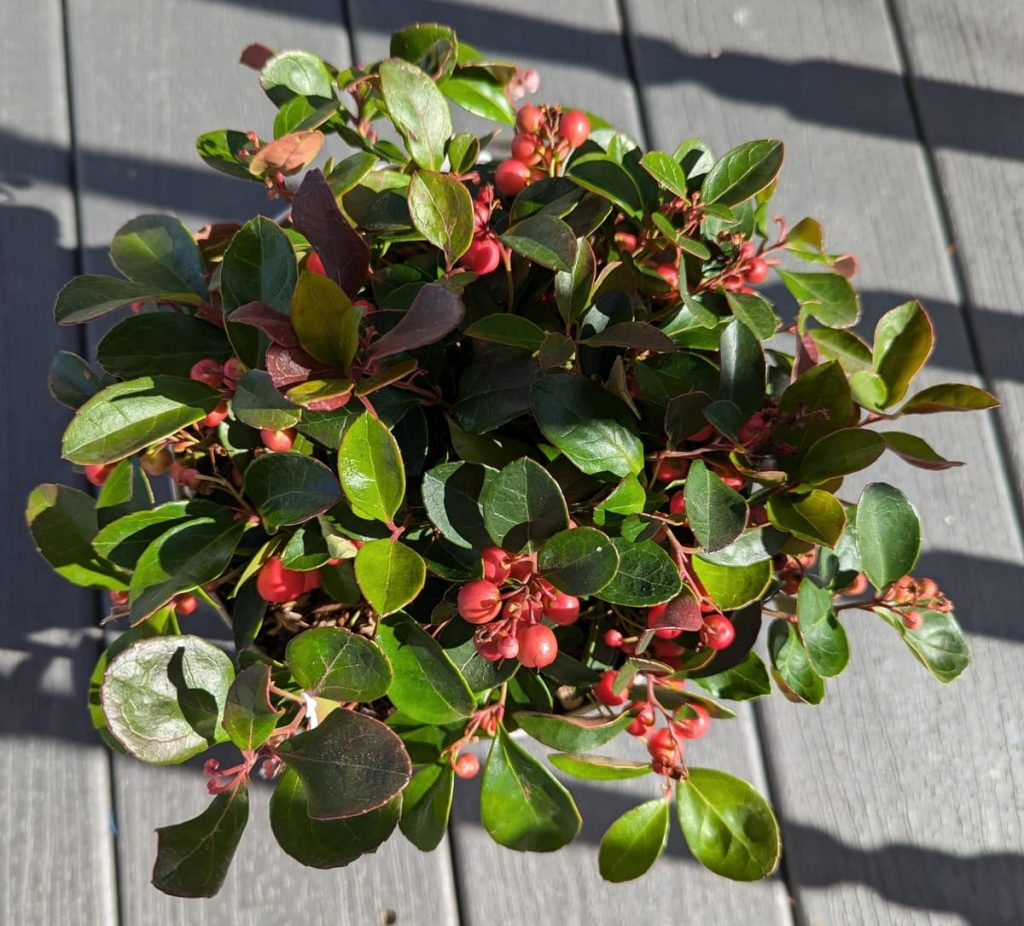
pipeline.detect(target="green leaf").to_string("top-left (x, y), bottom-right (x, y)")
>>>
top-left (453, 347), bottom-right (538, 434)
top-left (567, 157), bottom-right (643, 218)
top-left (102, 635), bottom-right (234, 763)
top-left (354, 540), bottom-right (426, 616)
top-left (554, 238), bottom-right (596, 325)
top-left (855, 483), bottom-right (920, 589)
top-left (882, 431), bottom-right (963, 471)
top-left (221, 216), bottom-right (297, 314)
top-left (548, 752), bottom-right (653, 781)
top-left (286, 626), bottom-right (393, 701)
top-left (872, 301), bottom-right (933, 406)
top-left (775, 361), bottom-right (856, 461)
top-left (684, 460), bottom-right (748, 552)
top-left (447, 132), bottom-right (480, 175)
top-left (696, 528), bottom-right (781, 567)
top-left (398, 763), bottom-right (454, 851)
top-left (92, 499), bottom-right (220, 569)
top-left (48, 351), bottom-right (102, 408)
top-left (96, 313), bottom-right (232, 379)
top-left (516, 711), bottom-right (633, 752)
top-left (797, 577), bottom-right (849, 677)
top-left (376, 612), bottom-right (475, 723)
top-left (899, 382), bottom-right (999, 415)
top-left (599, 799), bottom-right (670, 883)
top-left (724, 291), bottom-right (780, 340)
top-left (26, 484), bottom-right (126, 589)
top-left (778, 269), bottom-right (860, 328)
top-left (768, 621), bottom-right (825, 704)
top-left (245, 452), bottom-right (342, 532)
top-left (676, 768), bottom-right (780, 880)
top-left (270, 768), bottom-right (399, 868)
top-left (287, 378), bottom-right (354, 408)
top-left (692, 557), bottom-right (772, 611)
top-left (260, 49), bottom-right (334, 102)
top-left (700, 140), bottom-right (784, 206)
top-left (421, 461), bottom-right (495, 549)
top-left (875, 608), bottom-right (970, 683)
top-left (54, 275), bottom-right (202, 326)
top-left (232, 370), bottom-right (301, 430)
top-left (582, 321), bottom-right (676, 352)
top-left (531, 373), bottom-right (644, 477)
top-left (152, 787), bottom-right (248, 898)
top-left (291, 270), bottom-right (362, 369)
top-left (338, 412), bottom-right (406, 523)
top-left (481, 458), bottom-right (569, 553)
top-left (500, 215), bottom-right (578, 272)
top-left (640, 151), bottom-right (689, 198)
top-left (767, 490), bottom-right (846, 547)
top-left (222, 664), bottom-right (282, 751)
top-left (408, 170), bottom-right (475, 266)
top-left (196, 129), bottom-right (259, 181)
top-left (597, 539), bottom-right (682, 607)
top-left (276, 708), bottom-right (411, 819)
top-left (440, 74), bottom-right (516, 124)
top-left (593, 476), bottom-right (647, 525)
top-left (718, 318), bottom-right (765, 419)
top-left (379, 57), bottom-right (452, 171)
top-left (129, 518), bottom-right (246, 623)
top-left (61, 376), bottom-right (221, 465)
top-left (95, 457), bottom-right (153, 528)
top-left (481, 725), bottom-right (581, 852)
top-left (809, 327), bottom-right (873, 372)
top-left (537, 527), bottom-right (620, 595)
top-left (850, 370), bottom-right (888, 411)
top-left (109, 214), bottom-right (207, 297)
top-left (464, 314), bottom-right (546, 351)
top-left (694, 652), bottom-right (772, 701)
top-left (800, 428), bottom-right (885, 484)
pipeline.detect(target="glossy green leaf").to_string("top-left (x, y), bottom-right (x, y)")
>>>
top-left (554, 238), bottom-right (596, 325)
top-left (102, 635), bottom-right (234, 764)
top-left (724, 291), bottom-right (780, 340)
top-left (420, 461), bottom-right (494, 550)
top-left (515, 710), bottom-right (633, 752)
top-left (694, 651), bottom-right (772, 701)
top-left (26, 484), bottom-right (127, 589)
top-left (48, 351), bottom-right (102, 408)
top-left (766, 490), bottom-right (846, 547)
top-left (899, 382), bottom-right (999, 415)
top-left (548, 752), bottom-right (653, 781)
top-left (92, 499), bottom-right (221, 569)
top-left (339, 412), bottom-right (406, 523)
top-left (398, 763), bottom-right (454, 851)
top-left (691, 557), bottom-right (772, 611)
top-left (856, 482), bottom-right (920, 589)
top-left (260, 49), bottom-right (334, 102)
top-left (531, 373), bottom-right (644, 478)
top-left (500, 215), bottom-right (578, 272)
top-left (800, 428), bottom-right (885, 484)
top-left (276, 708), bottom-right (411, 819)
top-left (291, 270), bottom-right (362, 369)
top-left (482, 457), bottom-right (569, 553)
top-left (286, 626), bottom-right (393, 701)
top-left (376, 612), bottom-right (475, 723)
top-left (684, 460), bottom-right (748, 553)
top-left (597, 539), bottom-right (682, 607)
top-left (582, 321), bottom-right (676, 352)
top-left (129, 518), bottom-right (246, 622)
top-left (774, 361), bottom-right (855, 458)
top-left (408, 170), bottom-right (475, 266)
top-left (96, 313), bottom-right (231, 380)
top-left (718, 318), bottom-right (765, 419)
top-left (245, 452), bottom-right (342, 532)
top-left (109, 214), bottom-right (207, 297)
top-left (875, 607), bottom-right (970, 683)
top-left (54, 274), bottom-right (201, 325)
top-left (95, 457), bottom-right (152, 528)
top-left (270, 768), bottom-right (399, 868)
top-left (809, 327), bottom-right (873, 373)
top-left (196, 129), bottom-right (258, 181)
top-left (537, 527), bottom-right (619, 595)
top-left (872, 301), bottom-right (933, 406)
top-left (222, 663), bottom-right (282, 751)
top-left (696, 528), bottom-right (781, 567)
top-left (464, 314), bottom-right (546, 351)
top-left (676, 768), bottom-right (780, 880)
top-left (778, 269), bottom-right (860, 328)
top-left (700, 140), bottom-right (783, 206)
top-left (354, 540), bottom-right (426, 616)
top-left (599, 799), bottom-right (670, 883)
top-left (152, 787), bottom-right (248, 898)
top-left (640, 151), bottom-right (688, 198)
top-left (481, 725), bottom-right (581, 852)
top-left (233, 370), bottom-right (301, 430)
top-left (882, 431), bottom-right (963, 470)
top-left (379, 57), bottom-right (452, 170)
top-left (220, 216), bottom-right (297, 314)
top-left (768, 620), bottom-right (825, 704)
top-left (796, 577), bottom-right (849, 677)
top-left (62, 376), bottom-right (221, 465)
top-left (440, 74), bottom-right (516, 123)
top-left (568, 157), bottom-right (644, 218)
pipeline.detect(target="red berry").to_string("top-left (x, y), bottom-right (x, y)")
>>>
top-left (648, 603), bottom-right (683, 639)
top-left (222, 357), bottom-right (246, 383)
top-left (558, 109), bottom-right (591, 148)
top-left (627, 717), bottom-right (648, 737)
top-left (457, 580), bottom-right (502, 624)
top-left (203, 401), bottom-right (229, 429)
top-left (84, 464), bottom-right (111, 487)
top-left (615, 231), bottom-right (638, 251)
top-left (516, 103), bottom-right (544, 134)
top-left (632, 703), bottom-right (656, 727)
top-left (845, 573), bottom-right (870, 596)
top-left (302, 569), bottom-right (322, 593)
top-left (508, 554), bottom-right (537, 583)
top-left (474, 635), bottom-right (504, 662)
top-left (669, 492), bottom-right (686, 516)
top-left (461, 237), bottom-right (502, 275)
top-left (481, 546), bottom-right (513, 584)
top-left (673, 702), bottom-right (711, 740)
top-left (516, 622), bottom-right (558, 668)
top-left (497, 634), bottom-right (520, 659)
top-left (306, 251), bottom-right (326, 275)
top-left (110, 589), bottom-right (129, 606)
top-left (738, 241), bottom-right (756, 260)
top-left (721, 474), bottom-right (745, 491)
top-left (189, 359), bottom-right (223, 389)
top-left (700, 614), bottom-right (736, 650)
top-left (689, 424), bottom-right (715, 443)
top-left (495, 159), bottom-right (530, 196)
top-left (604, 629), bottom-right (624, 648)
top-left (544, 592), bottom-right (580, 626)
top-left (454, 753), bottom-right (480, 780)
top-left (745, 257), bottom-right (769, 283)
top-left (256, 557), bottom-right (306, 604)
top-left (593, 669), bottom-right (629, 707)
top-left (175, 593), bottom-right (199, 616)
top-left (473, 200), bottom-right (490, 230)
top-left (260, 428), bottom-right (295, 452)
top-left (646, 726), bottom-right (679, 763)
top-left (903, 610), bottom-right (924, 630)
top-left (655, 263), bottom-right (679, 290)
top-left (655, 458), bottom-right (689, 483)
top-left (510, 133), bottom-right (541, 165)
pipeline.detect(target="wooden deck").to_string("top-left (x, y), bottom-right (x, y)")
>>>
top-left (3, 1), bottom-right (1023, 922)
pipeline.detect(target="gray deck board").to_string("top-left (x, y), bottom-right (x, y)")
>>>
top-left (0, 2), bottom-right (118, 923)
top-left (624, 2), bottom-right (1024, 923)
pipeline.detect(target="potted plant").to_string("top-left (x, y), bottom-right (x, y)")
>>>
top-left (28, 23), bottom-right (994, 898)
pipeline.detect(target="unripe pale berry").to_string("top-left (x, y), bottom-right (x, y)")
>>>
top-left (190, 358), bottom-right (223, 389)
top-left (481, 546), bottom-right (513, 584)
top-left (84, 464), bottom-right (112, 487)
top-left (495, 159), bottom-right (530, 196)
top-left (593, 669), bottom-right (629, 707)
top-left (454, 753), bottom-right (480, 780)
top-left (260, 428), bottom-right (295, 452)
top-left (700, 614), bottom-right (736, 650)
top-left (516, 622), bottom-right (558, 668)
top-left (673, 702), bottom-right (711, 739)
top-left (558, 109), bottom-right (591, 148)
top-left (461, 237), bottom-right (502, 275)
top-left (516, 103), bottom-right (543, 134)
top-left (457, 580), bottom-right (502, 624)
top-left (256, 557), bottom-right (306, 604)
top-left (175, 593), bottom-right (199, 616)
top-left (544, 592), bottom-right (580, 625)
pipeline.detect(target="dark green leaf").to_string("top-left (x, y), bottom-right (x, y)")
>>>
top-left (537, 527), bottom-right (620, 595)
top-left (464, 314), bottom-right (546, 351)
top-left (724, 291), bottom-right (780, 340)
top-left (440, 74), bottom-right (516, 124)
top-left (797, 577), bottom-right (849, 677)
top-left (899, 382), bottom-right (999, 415)
top-left (568, 157), bottom-right (643, 218)
top-left (583, 322), bottom-right (676, 352)
top-left (684, 460), bottom-right (748, 552)
top-left (775, 361), bottom-right (855, 457)
top-left (286, 626), bottom-right (393, 700)
top-left (515, 710), bottom-right (633, 752)
top-left (597, 538), bottom-right (682, 607)
top-left (694, 652), bottom-right (772, 700)
top-left (245, 452), bottom-right (342, 532)
top-left (700, 140), bottom-right (784, 206)
top-left (766, 490), bottom-right (846, 547)
top-left (54, 274), bottom-right (202, 326)
top-left (95, 457), bottom-right (152, 527)
top-left (92, 499), bottom-right (221, 569)
top-left (882, 431), bottom-right (963, 470)
top-left (875, 607), bottom-right (970, 683)
top-left (354, 540), bottom-right (426, 616)
top-left (221, 217), bottom-right (297, 314)
top-left (338, 412), bottom-right (405, 523)
top-left (421, 461), bottom-right (495, 549)
top-left (408, 170), bottom-right (475, 265)
top-left (48, 351), bottom-right (102, 408)
top-left (379, 57), bottom-right (452, 170)
top-left (96, 313), bottom-right (232, 379)
top-left (109, 214), bottom-right (207, 296)
top-left (768, 620), bottom-right (825, 704)
top-left (196, 129), bottom-right (259, 181)
top-left (640, 151), bottom-right (688, 198)
top-left (548, 752), bottom-right (653, 781)
top-left (481, 457), bottom-right (569, 553)
top-left (222, 664), bottom-right (282, 750)
top-left (554, 238), bottom-right (596, 325)
top-left (800, 428), bottom-right (885, 484)
top-left (718, 318), bottom-right (765, 419)
top-left (398, 763), bottom-right (454, 851)
top-left (291, 270), bottom-right (362, 369)
top-left (599, 799), bottom-right (670, 883)
top-left (453, 347), bottom-right (538, 434)
top-left (697, 528), bottom-right (782, 567)
top-left (856, 482), bottom-right (920, 589)
top-left (500, 215), bottom-right (578, 272)
top-left (778, 269), bottom-right (860, 328)
top-left (232, 370), bottom-right (301, 430)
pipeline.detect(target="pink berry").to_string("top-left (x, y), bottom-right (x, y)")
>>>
top-left (516, 623), bottom-right (558, 668)
top-left (558, 110), bottom-right (591, 148)
top-left (457, 580), bottom-right (502, 624)
top-left (593, 669), bottom-right (629, 707)
top-left (461, 237), bottom-right (502, 275)
top-left (190, 359), bottom-right (223, 389)
top-left (256, 557), bottom-right (306, 604)
top-left (481, 547), bottom-right (513, 584)
top-left (495, 159), bottom-right (530, 196)
top-left (260, 428), bottom-right (295, 452)
top-left (673, 702), bottom-right (711, 740)
top-left (203, 401), bottom-right (229, 428)
top-left (544, 592), bottom-right (580, 626)
top-left (454, 753), bottom-right (480, 779)
top-left (604, 629), bottom-right (624, 648)
top-left (84, 463), bottom-right (112, 487)
top-left (700, 614), bottom-right (736, 650)
top-left (516, 103), bottom-right (544, 134)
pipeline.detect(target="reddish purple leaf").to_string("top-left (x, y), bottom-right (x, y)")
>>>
top-left (230, 302), bottom-right (299, 348)
top-left (366, 283), bottom-right (464, 361)
top-left (240, 43), bottom-right (275, 70)
top-left (266, 343), bottom-right (319, 387)
top-left (290, 169), bottom-right (370, 298)
top-left (652, 589), bottom-right (702, 632)
top-left (250, 131), bottom-right (324, 177)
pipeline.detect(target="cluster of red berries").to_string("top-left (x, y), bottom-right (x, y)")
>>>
top-left (493, 103), bottom-right (591, 198)
top-left (882, 575), bottom-right (949, 630)
top-left (719, 241), bottom-right (776, 293)
top-left (775, 549), bottom-right (820, 595)
top-left (461, 186), bottom-right (505, 276)
top-left (456, 547), bottom-right (579, 668)
top-left (602, 601), bottom-right (736, 666)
